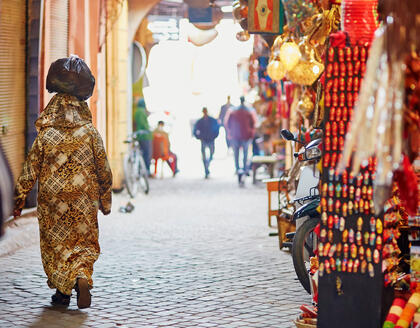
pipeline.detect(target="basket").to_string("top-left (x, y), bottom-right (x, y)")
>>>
top-left (293, 319), bottom-right (317, 328)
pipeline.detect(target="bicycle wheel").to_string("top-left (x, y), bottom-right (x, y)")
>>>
top-left (137, 155), bottom-right (149, 194)
top-left (291, 216), bottom-right (319, 294)
top-left (123, 152), bottom-right (139, 198)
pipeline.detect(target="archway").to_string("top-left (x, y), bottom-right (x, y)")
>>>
top-left (132, 12), bottom-right (253, 177)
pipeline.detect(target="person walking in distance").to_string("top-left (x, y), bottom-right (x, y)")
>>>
top-left (226, 96), bottom-right (256, 177)
top-left (13, 56), bottom-right (113, 309)
top-left (193, 107), bottom-right (220, 179)
top-left (218, 95), bottom-right (233, 150)
top-left (133, 97), bottom-right (152, 175)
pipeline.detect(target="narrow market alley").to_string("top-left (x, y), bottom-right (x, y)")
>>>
top-left (0, 155), bottom-right (310, 328)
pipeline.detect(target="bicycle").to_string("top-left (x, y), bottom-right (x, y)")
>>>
top-left (123, 130), bottom-right (150, 197)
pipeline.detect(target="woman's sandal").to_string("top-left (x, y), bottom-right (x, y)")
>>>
top-left (51, 290), bottom-right (71, 307)
top-left (75, 278), bottom-right (91, 309)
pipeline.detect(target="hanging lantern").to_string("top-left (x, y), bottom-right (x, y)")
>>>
top-left (267, 57), bottom-right (286, 81)
top-left (341, 0), bottom-right (379, 46)
top-left (287, 45), bottom-right (324, 85)
top-left (279, 41), bottom-right (301, 71)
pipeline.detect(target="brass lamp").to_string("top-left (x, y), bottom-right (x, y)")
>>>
top-left (267, 55), bottom-right (286, 81)
top-left (279, 41), bottom-right (302, 71)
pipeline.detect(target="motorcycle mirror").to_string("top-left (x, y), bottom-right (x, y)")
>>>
top-left (281, 129), bottom-right (295, 141)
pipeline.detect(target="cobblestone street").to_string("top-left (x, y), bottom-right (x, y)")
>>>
top-left (0, 154), bottom-right (310, 328)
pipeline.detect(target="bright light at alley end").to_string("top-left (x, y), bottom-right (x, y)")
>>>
top-left (221, 6), bottom-right (233, 13)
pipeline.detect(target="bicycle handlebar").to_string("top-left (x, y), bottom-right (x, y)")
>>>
top-left (124, 130), bottom-right (150, 143)
top-left (131, 130), bottom-right (150, 138)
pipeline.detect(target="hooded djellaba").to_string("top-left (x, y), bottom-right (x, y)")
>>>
top-left (13, 55), bottom-right (113, 309)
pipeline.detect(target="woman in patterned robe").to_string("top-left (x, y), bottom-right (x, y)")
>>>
top-left (14, 93), bottom-right (112, 308)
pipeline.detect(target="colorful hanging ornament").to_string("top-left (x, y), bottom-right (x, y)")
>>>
top-left (366, 248), bottom-right (372, 262)
top-left (322, 212), bottom-right (327, 226)
top-left (267, 57), bottom-right (286, 81)
top-left (348, 259), bottom-right (354, 273)
top-left (336, 243), bottom-right (342, 257)
top-left (338, 27), bottom-right (406, 213)
top-left (328, 229), bottom-right (334, 243)
top-left (383, 298), bottom-right (407, 328)
top-left (342, 258), bottom-right (348, 272)
top-left (339, 217), bottom-right (345, 232)
top-left (287, 43), bottom-right (325, 86)
top-left (334, 215), bottom-right (340, 230)
top-left (353, 259), bottom-right (360, 273)
top-left (328, 244), bottom-right (336, 257)
top-left (359, 246), bottom-right (365, 259)
top-left (336, 258), bottom-right (342, 272)
top-left (343, 243), bottom-right (349, 259)
top-left (356, 231), bottom-right (362, 246)
top-left (248, 0), bottom-right (285, 34)
top-left (395, 293), bottom-right (420, 328)
top-left (348, 201), bottom-right (353, 215)
top-left (357, 217), bottom-right (363, 231)
top-left (368, 263), bottom-right (374, 277)
top-left (350, 244), bottom-right (357, 258)
top-left (330, 257), bottom-right (336, 271)
top-left (364, 231), bottom-right (369, 245)
top-left (342, 229), bottom-right (348, 243)
top-left (279, 42), bottom-right (301, 71)
top-left (361, 260), bottom-right (367, 274)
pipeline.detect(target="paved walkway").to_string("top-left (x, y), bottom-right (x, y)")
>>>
top-left (0, 154), bottom-right (310, 328)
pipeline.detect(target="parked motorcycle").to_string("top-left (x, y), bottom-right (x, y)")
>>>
top-left (280, 129), bottom-right (322, 294)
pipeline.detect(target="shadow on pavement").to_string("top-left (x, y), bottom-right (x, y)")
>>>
top-left (28, 306), bottom-right (88, 328)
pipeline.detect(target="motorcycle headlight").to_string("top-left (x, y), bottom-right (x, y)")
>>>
top-left (305, 147), bottom-right (322, 160)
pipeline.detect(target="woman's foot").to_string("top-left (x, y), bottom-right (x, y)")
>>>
top-left (75, 278), bottom-right (91, 309)
top-left (51, 290), bottom-right (71, 307)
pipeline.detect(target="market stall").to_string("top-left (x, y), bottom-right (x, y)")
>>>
top-left (234, 0), bottom-right (420, 327)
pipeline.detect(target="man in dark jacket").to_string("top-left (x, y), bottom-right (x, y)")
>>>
top-left (226, 96), bottom-right (256, 175)
top-left (193, 107), bottom-right (219, 178)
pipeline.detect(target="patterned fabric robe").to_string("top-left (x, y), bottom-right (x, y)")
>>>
top-left (14, 94), bottom-right (113, 295)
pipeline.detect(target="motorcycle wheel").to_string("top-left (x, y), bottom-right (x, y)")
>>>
top-left (291, 217), bottom-right (319, 294)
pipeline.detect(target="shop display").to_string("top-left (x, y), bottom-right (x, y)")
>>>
top-left (318, 39), bottom-right (379, 278)
top-left (238, 0), bottom-right (419, 327)
top-left (338, 27), bottom-right (405, 212)
top-left (316, 36), bottom-right (385, 328)
top-left (341, 0), bottom-right (379, 46)
top-left (382, 191), bottom-right (405, 287)
top-left (339, 2), bottom-right (420, 214)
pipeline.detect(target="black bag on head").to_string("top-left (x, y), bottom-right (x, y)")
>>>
top-left (46, 55), bottom-right (95, 101)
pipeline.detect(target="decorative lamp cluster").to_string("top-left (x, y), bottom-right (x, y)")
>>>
top-left (267, 56), bottom-right (286, 81)
top-left (279, 42), bottom-right (302, 71)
